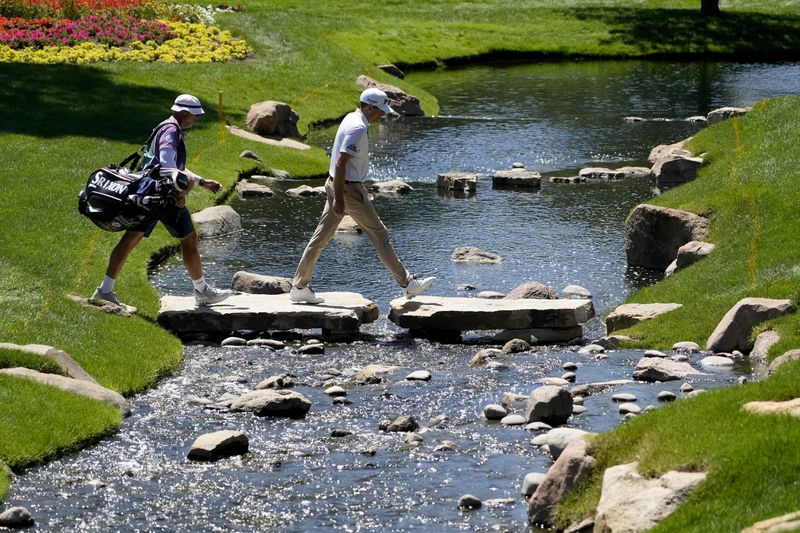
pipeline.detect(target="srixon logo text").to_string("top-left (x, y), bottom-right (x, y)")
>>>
top-left (91, 174), bottom-right (128, 195)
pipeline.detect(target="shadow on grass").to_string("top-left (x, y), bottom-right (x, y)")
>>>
top-left (0, 63), bottom-right (184, 142)
top-left (568, 7), bottom-right (800, 57)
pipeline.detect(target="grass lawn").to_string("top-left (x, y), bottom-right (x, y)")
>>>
top-left (554, 97), bottom-right (800, 530)
top-left (2, 0), bottom-right (800, 522)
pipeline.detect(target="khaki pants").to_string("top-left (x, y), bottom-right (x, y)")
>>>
top-left (292, 178), bottom-right (410, 289)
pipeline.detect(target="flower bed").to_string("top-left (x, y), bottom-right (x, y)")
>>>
top-left (0, 0), bottom-right (249, 63)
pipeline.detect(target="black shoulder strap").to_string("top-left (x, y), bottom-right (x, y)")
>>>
top-left (119, 120), bottom-right (176, 170)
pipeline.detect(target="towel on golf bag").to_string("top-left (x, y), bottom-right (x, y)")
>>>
top-left (78, 165), bottom-right (190, 232)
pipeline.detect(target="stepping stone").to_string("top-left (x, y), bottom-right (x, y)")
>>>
top-left (388, 296), bottom-right (591, 341)
top-left (159, 292), bottom-right (378, 339)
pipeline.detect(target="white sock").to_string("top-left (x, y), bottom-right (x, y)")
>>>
top-left (100, 275), bottom-right (115, 293)
top-left (192, 277), bottom-right (207, 292)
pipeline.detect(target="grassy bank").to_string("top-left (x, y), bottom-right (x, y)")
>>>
top-left (1, 0), bottom-right (799, 513)
top-left (554, 97), bottom-right (800, 530)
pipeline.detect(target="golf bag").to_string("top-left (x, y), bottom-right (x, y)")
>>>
top-left (78, 164), bottom-right (191, 232)
top-left (78, 122), bottom-right (191, 232)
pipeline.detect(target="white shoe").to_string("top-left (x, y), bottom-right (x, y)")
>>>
top-left (402, 276), bottom-right (436, 299)
top-left (91, 287), bottom-right (137, 313)
top-left (290, 285), bottom-right (325, 304)
top-left (195, 284), bottom-right (232, 306)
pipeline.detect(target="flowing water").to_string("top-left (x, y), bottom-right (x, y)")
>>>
top-left (8, 60), bottom-right (800, 531)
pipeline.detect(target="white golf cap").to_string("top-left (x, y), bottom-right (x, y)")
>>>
top-left (359, 88), bottom-right (394, 115)
top-left (171, 94), bottom-right (204, 115)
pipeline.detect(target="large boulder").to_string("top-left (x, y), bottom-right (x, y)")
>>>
top-left (532, 427), bottom-right (594, 461)
top-left (0, 343), bottom-right (96, 383)
top-left (525, 385), bottom-right (573, 426)
top-left (231, 271), bottom-right (291, 294)
top-left (594, 462), bottom-right (706, 532)
top-left (528, 437), bottom-right (595, 526)
top-left (632, 357), bottom-right (699, 382)
top-left (356, 75), bottom-right (423, 116)
top-left (229, 389), bottom-right (311, 418)
top-left (750, 330), bottom-right (780, 361)
top-left (368, 179), bottom-right (413, 195)
top-left (492, 167), bottom-right (541, 189)
top-left (187, 430), bottom-right (249, 461)
top-left (664, 240), bottom-right (715, 277)
top-left (625, 204), bottom-right (710, 270)
top-left (707, 106), bottom-right (752, 125)
top-left (451, 246), bottom-right (502, 264)
top-left (245, 100), bottom-right (301, 138)
top-left (706, 298), bottom-right (793, 353)
top-left (605, 303), bottom-right (682, 332)
top-left (235, 179), bottom-right (273, 199)
top-left (193, 205), bottom-right (242, 239)
top-left (437, 171), bottom-right (477, 192)
top-left (653, 155), bottom-right (704, 189)
top-left (0, 367), bottom-right (129, 415)
top-left (504, 281), bottom-right (558, 300)
top-left (768, 349), bottom-right (800, 376)
top-left (648, 138), bottom-right (693, 164)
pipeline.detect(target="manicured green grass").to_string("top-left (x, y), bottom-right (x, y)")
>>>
top-left (0, 374), bottom-right (121, 472)
top-left (557, 359), bottom-right (800, 531)
top-left (2, 0), bottom-right (800, 513)
top-left (554, 96), bottom-right (800, 529)
top-left (0, 348), bottom-right (64, 375)
top-left (611, 96), bottom-right (800, 351)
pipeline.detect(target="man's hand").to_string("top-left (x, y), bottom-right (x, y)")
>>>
top-left (333, 199), bottom-right (345, 218)
top-left (199, 179), bottom-right (222, 194)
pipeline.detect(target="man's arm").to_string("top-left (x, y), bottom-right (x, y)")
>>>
top-left (332, 152), bottom-right (352, 218)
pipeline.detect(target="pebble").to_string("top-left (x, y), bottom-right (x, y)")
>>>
top-left (671, 354), bottom-right (689, 362)
top-left (484, 404), bottom-right (508, 421)
top-left (644, 404), bottom-right (658, 412)
top-left (484, 498), bottom-right (515, 506)
top-left (405, 370), bottom-right (432, 381)
top-left (680, 383), bottom-right (695, 393)
top-left (458, 494), bottom-right (482, 510)
top-left (738, 376), bottom-right (748, 385)
top-left (324, 386), bottom-right (347, 397)
top-left (429, 414), bottom-right (449, 427)
top-left (657, 391), bottom-right (677, 402)
top-left (672, 341), bottom-right (701, 353)
top-left (457, 284), bottom-right (476, 291)
top-left (221, 336), bottom-right (247, 347)
top-left (561, 372), bottom-right (576, 382)
top-left (618, 402), bottom-right (641, 414)
top-left (404, 433), bottom-right (424, 445)
top-left (562, 362), bottom-right (578, 371)
top-left (434, 440), bottom-right (457, 452)
top-left (579, 344), bottom-right (605, 354)
top-left (0, 507), bottom-right (34, 528)
top-left (687, 389), bottom-right (707, 397)
top-left (595, 354), bottom-right (609, 361)
top-left (644, 349), bottom-right (667, 358)
top-left (330, 429), bottom-right (353, 438)
top-left (246, 338), bottom-right (277, 349)
top-left (572, 395), bottom-right (584, 405)
top-left (623, 412), bottom-right (638, 421)
top-left (332, 397), bottom-right (352, 405)
top-left (537, 377), bottom-right (570, 386)
top-left (612, 393), bottom-right (637, 402)
top-left (572, 405), bottom-right (587, 415)
top-left (700, 355), bottom-right (734, 366)
top-left (525, 421), bottom-right (552, 431)
top-left (486, 361), bottom-right (509, 371)
top-left (298, 343), bottom-right (325, 355)
top-left (500, 414), bottom-right (526, 426)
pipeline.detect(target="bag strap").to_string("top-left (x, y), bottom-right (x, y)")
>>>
top-left (118, 121), bottom-right (176, 170)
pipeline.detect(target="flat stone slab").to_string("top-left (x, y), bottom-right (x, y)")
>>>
top-left (158, 292), bottom-right (379, 335)
top-left (388, 296), bottom-right (591, 332)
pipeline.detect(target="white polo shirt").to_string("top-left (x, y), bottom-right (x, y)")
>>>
top-left (329, 108), bottom-right (370, 181)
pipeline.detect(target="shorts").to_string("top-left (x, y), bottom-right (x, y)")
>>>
top-left (133, 205), bottom-right (195, 238)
